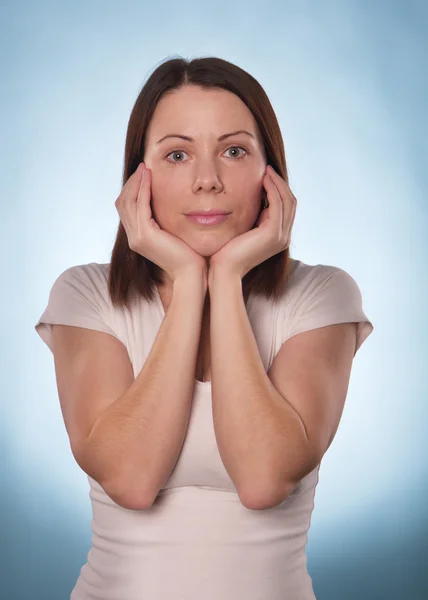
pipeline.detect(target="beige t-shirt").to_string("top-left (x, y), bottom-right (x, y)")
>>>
top-left (35, 258), bottom-right (374, 600)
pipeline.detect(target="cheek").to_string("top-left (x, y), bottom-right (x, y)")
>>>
top-left (149, 179), bottom-right (173, 216)
top-left (241, 187), bottom-right (264, 218)
top-left (232, 204), bottom-right (262, 234)
top-left (149, 190), bottom-right (168, 225)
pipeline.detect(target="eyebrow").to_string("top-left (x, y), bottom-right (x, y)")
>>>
top-left (156, 130), bottom-right (255, 144)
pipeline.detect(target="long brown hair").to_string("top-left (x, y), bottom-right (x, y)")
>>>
top-left (108, 55), bottom-right (294, 309)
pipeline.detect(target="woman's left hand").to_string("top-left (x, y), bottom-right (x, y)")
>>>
top-left (209, 164), bottom-right (297, 281)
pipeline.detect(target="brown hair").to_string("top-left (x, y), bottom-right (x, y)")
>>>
top-left (108, 55), bottom-right (294, 310)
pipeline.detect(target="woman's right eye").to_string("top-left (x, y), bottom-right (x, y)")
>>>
top-left (165, 150), bottom-right (188, 164)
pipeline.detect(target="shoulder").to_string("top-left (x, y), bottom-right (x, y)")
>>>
top-left (283, 257), bottom-right (357, 306)
top-left (55, 262), bottom-right (110, 296)
top-left (58, 261), bottom-right (110, 284)
top-left (288, 257), bottom-right (348, 287)
top-left (283, 257), bottom-right (373, 351)
top-left (49, 261), bottom-right (113, 314)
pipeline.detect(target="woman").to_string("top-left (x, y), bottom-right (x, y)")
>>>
top-left (35, 56), bottom-right (374, 600)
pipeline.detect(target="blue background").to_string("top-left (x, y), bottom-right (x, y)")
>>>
top-left (2, 0), bottom-right (427, 598)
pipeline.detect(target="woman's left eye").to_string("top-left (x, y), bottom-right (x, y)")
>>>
top-left (165, 146), bottom-right (249, 164)
top-left (224, 146), bottom-right (249, 159)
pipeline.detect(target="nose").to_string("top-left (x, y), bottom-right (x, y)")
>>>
top-left (191, 163), bottom-right (224, 195)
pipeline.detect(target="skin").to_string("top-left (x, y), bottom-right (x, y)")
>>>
top-left (142, 85), bottom-right (268, 379)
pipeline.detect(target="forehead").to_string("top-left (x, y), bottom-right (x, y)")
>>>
top-left (146, 86), bottom-right (261, 142)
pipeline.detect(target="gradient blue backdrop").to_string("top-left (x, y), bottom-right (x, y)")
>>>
top-left (2, 1), bottom-right (427, 599)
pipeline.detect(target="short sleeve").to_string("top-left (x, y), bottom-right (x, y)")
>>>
top-left (287, 268), bottom-right (374, 356)
top-left (35, 264), bottom-right (118, 354)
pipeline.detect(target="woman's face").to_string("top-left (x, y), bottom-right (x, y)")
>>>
top-left (143, 85), bottom-right (267, 259)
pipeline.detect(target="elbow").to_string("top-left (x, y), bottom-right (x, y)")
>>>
top-left (114, 490), bottom-right (154, 511)
top-left (73, 448), bottom-right (154, 510)
top-left (72, 438), bottom-right (157, 511)
top-left (239, 479), bottom-right (296, 510)
top-left (102, 477), bottom-right (156, 511)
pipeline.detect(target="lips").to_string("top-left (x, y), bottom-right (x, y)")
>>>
top-left (186, 214), bottom-right (230, 225)
top-left (186, 210), bottom-right (230, 216)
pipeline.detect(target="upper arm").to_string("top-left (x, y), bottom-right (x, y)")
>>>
top-left (267, 321), bottom-right (358, 480)
top-left (266, 266), bottom-right (374, 488)
top-left (51, 324), bottom-right (134, 474)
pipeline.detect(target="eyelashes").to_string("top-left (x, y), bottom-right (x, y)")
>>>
top-left (164, 146), bottom-right (250, 165)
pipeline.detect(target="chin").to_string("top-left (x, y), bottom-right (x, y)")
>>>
top-left (183, 233), bottom-right (231, 258)
top-left (191, 241), bottom-right (226, 258)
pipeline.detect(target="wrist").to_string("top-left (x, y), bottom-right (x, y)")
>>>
top-left (173, 266), bottom-right (208, 294)
top-left (208, 261), bottom-right (242, 289)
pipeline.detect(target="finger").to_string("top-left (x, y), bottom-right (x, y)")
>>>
top-left (137, 166), bottom-right (152, 220)
top-left (117, 163), bottom-right (144, 206)
top-left (283, 186), bottom-right (295, 238)
top-left (266, 167), bottom-right (296, 236)
top-left (266, 165), bottom-right (295, 204)
top-left (121, 163), bottom-right (144, 209)
top-left (264, 174), bottom-right (283, 239)
top-left (126, 162), bottom-right (145, 193)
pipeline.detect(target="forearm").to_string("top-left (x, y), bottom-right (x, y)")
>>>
top-left (85, 272), bottom-right (207, 509)
top-left (209, 267), bottom-right (308, 507)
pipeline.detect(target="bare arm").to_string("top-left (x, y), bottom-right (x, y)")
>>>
top-left (78, 272), bottom-right (206, 510)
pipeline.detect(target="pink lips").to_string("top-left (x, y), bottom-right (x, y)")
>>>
top-left (186, 214), bottom-right (230, 225)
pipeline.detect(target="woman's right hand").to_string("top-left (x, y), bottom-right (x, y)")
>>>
top-left (115, 163), bottom-right (208, 285)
